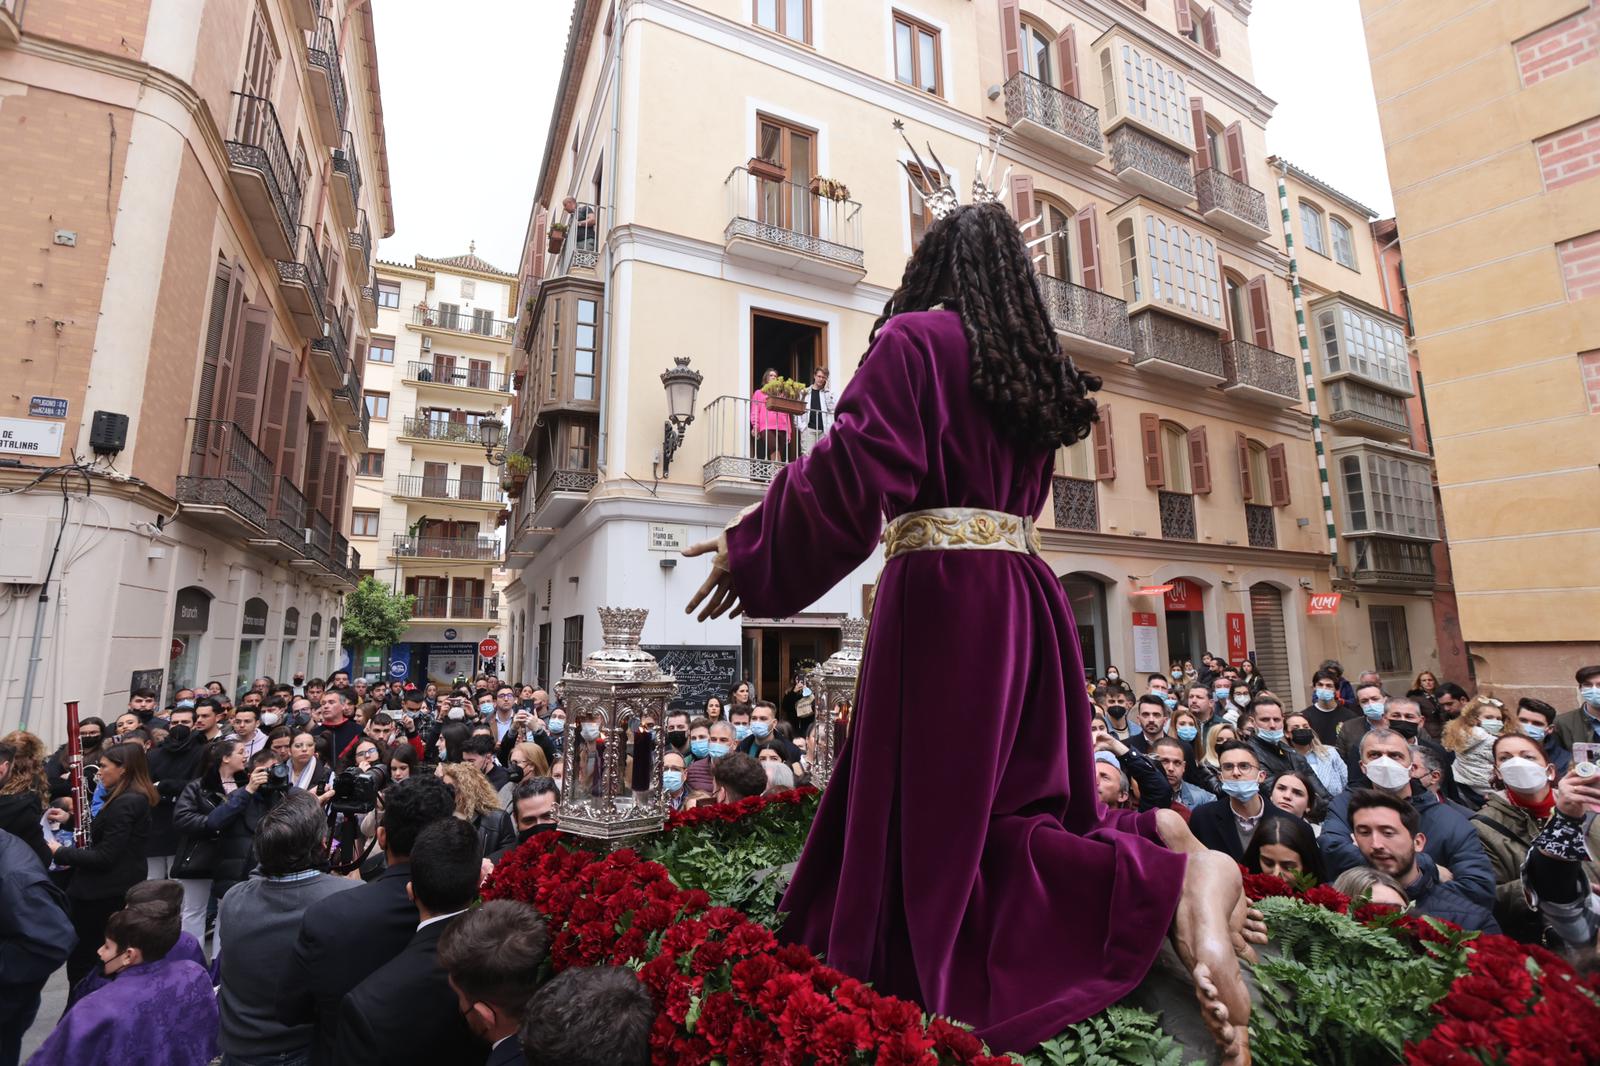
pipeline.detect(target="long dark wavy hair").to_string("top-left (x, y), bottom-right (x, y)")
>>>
top-left (868, 201), bottom-right (1102, 450)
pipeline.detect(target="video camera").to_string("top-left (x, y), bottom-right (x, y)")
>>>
top-left (329, 765), bottom-right (385, 816)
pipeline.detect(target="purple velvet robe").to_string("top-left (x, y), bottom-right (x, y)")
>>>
top-left (726, 310), bottom-right (1187, 1053)
top-left (29, 954), bottom-right (218, 1066)
top-left (66, 930), bottom-right (210, 1007)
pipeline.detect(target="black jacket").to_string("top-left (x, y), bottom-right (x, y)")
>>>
top-left (334, 917), bottom-right (484, 1066)
top-left (473, 809), bottom-right (515, 860)
top-left (1188, 795), bottom-right (1293, 863)
top-left (0, 792), bottom-right (49, 868)
top-left (486, 1035), bottom-right (523, 1066)
top-left (171, 774), bottom-right (227, 879)
top-left (1248, 735), bottom-right (1332, 806)
top-left (1404, 858), bottom-right (1502, 934)
top-left (1116, 748), bottom-right (1173, 812)
top-left (53, 791), bottom-right (150, 901)
top-left (0, 828), bottom-right (74, 991)
top-left (145, 729), bottom-right (208, 856)
top-left (280, 862), bottom-right (420, 1066)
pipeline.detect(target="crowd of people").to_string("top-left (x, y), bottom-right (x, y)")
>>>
top-left (1089, 655), bottom-right (1600, 947)
top-left (2, 657), bottom-right (1597, 1064)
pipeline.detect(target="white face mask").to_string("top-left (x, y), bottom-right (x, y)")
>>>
top-left (447, 707), bottom-right (466, 721)
top-left (1498, 757), bottom-right (1549, 794)
top-left (260, 712), bottom-right (281, 729)
top-left (1365, 755), bottom-right (1411, 792)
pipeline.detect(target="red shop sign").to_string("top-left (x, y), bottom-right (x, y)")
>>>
top-left (1226, 612), bottom-right (1248, 661)
top-left (1163, 579), bottom-right (1203, 612)
top-left (1306, 592), bottom-right (1343, 616)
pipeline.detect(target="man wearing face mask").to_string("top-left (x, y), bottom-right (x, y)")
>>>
top-left (1345, 696), bottom-right (1455, 794)
top-left (1244, 696), bottom-right (1331, 808)
top-left (663, 711), bottom-right (692, 760)
top-left (1470, 733), bottom-right (1598, 942)
top-left (1514, 697), bottom-right (1570, 775)
top-left (1099, 688), bottom-right (1138, 741)
top-left (1551, 664), bottom-right (1600, 751)
top-left (1307, 670), bottom-right (1359, 748)
top-left (144, 706), bottom-right (207, 880)
top-left (1333, 680), bottom-right (1387, 762)
top-left (1319, 728), bottom-right (1495, 906)
top-left (685, 720), bottom-right (736, 795)
top-left (728, 705), bottom-right (754, 746)
top-left (1188, 742), bottom-right (1293, 862)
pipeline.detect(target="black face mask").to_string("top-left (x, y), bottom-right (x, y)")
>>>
top-left (1390, 720), bottom-right (1419, 740)
top-left (667, 730), bottom-right (689, 749)
top-left (166, 725), bottom-right (192, 744)
top-left (503, 763), bottom-right (525, 784)
top-left (516, 824), bottom-right (556, 845)
top-left (1289, 727), bottom-right (1315, 746)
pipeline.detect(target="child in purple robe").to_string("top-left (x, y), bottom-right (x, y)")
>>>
top-left (29, 888), bottom-right (218, 1066)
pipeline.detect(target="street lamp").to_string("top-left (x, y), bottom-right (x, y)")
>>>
top-left (478, 416), bottom-right (507, 466)
top-left (658, 357), bottom-right (703, 478)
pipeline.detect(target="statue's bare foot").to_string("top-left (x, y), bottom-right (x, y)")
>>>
top-left (1173, 851), bottom-right (1252, 1065)
top-left (1231, 894), bottom-right (1265, 965)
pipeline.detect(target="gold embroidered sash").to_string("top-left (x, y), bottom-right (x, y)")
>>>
top-left (882, 507), bottom-right (1042, 562)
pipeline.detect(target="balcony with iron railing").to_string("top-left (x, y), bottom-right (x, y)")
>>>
top-left (1221, 338), bottom-right (1299, 407)
top-left (410, 306), bottom-right (516, 341)
top-left (1002, 72), bottom-right (1103, 163)
top-left (1326, 379), bottom-right (1412, 441)
top-left (1038, 274), bottom-right (1134, 360)
top-left (398, 416), bottom-right (492, 446)
top-left (1245, 503), bottom-right (1277, 549)
top-left (724, 166), bottom-right (866, 285)
top-left (275, 224), bottom-right (329, 340)
top-left (403, 359), bottom-right (513, 393)
top-left (553, 202), bottom-right (601, 274)
top-left (412, 595), bottom-right (496, 621)
top-left (1195, 168), bottom-right (1271, 242)
top-left (177, 418), bottom-right (275, 535)
top-left (330, 128), bottom-right (361, 228)
top-left (334, 361), bottom-right (363, 429)
top-left (1051, 476), bottom-right (1099, 533)
top-left (309, 308), bottom-right (349, 389)
top-left (1130, 310), bottom-right (1225, 385)
top-left (700, 394), bottom-right (803, 498)
top-left (392, 534), bottom-right (502, 562)
top-left (303, 508), bottom-right (334, 571)
top-left (224, 92), bottom-right (302, 259)
top-left (305, 15), bottom-right (347, 149)
top-left (1107, 125), bottom-right (1196, 209)
top-left (1159, 491), bottom-right (1197, 541)
top-left (268, 476), bottom-right (307, 556)
top-left (2, 0), bottom-right (25, 47)
top-left (394, 474), bottom-right (503, 506)
top-left (1348, 535), bottom-right (1435, 589)
top-left (532, 465), bottom-right (598, 526)
top-left (331, 531), bottom-right (351, 582)
top-left (348, 208), bottom-right (372, 277)
top-left (360, 278), bottom-right (377, 327)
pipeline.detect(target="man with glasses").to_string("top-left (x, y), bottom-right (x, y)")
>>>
top-left (1188, 741), bottom-right (1292, 862)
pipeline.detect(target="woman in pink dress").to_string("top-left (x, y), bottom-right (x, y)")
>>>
top-left (749, 367), bottom-right (792, 463)
top-left (688, 200), bottom-right (1256, 1062)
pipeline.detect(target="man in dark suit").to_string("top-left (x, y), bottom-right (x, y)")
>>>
top-left (1189, 741), bottom-right (1293, 863)
top-left (461, 735), bottom-right (510, 793)
top-left (438, 901), bottom-right (549, 1066)
top-left (278, 775), bottom-right (456, 1066)
top-left (335, 817), bottom-right (485, 1066)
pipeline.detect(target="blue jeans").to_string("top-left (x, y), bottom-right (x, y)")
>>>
top-left (222, 1049), bottom-right (312, 1066)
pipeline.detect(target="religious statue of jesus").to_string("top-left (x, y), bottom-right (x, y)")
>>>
top-left (686, 136), bottom-right (1258, 1063)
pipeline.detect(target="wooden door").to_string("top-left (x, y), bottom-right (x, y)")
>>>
top-left (421, 461), bottom-right (448, 497)
top-left (756, 115), bottom-right (815, 234)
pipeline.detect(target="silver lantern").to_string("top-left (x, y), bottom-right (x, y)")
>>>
top-left (555, 607), bottom-right (677, 842)
top-left (807, 617), bottom-right (867, 791)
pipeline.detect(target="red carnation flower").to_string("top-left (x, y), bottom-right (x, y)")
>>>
top-left (812, 1012), bottom-right (873, 1064)
top-left (1300, 884), bottom-right (1351, 914)
top-left (876, 1028), bottom-right (939, 1066)
top-left (927, 1016), bottom-right (984, 1059)
top-left (730, 955), bottom-right (782, 1001)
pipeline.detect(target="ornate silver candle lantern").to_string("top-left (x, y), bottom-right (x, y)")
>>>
top-left (555, 607), bottom-right (677, 842)
top-left (807, 617), bottom-right (867, 791)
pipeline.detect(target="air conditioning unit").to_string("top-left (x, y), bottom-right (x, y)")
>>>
top-left (421, 336), bottom-right (432, 351)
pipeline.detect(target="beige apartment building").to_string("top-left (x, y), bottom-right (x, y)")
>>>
top-left (1360, 0), bottom-right (1600, 703)
top-left (351, 252), bottom-right (516, 686)
top-left (0, 0), bottom-right (389, 740)
top-left (499, 0), bottom-right (1419, 706)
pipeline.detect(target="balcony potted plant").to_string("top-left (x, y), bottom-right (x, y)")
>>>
top-left (748, 155), bottom-right (787, 184)
top-left (495, 507), bottom-right (512, 529)
top-left (808, 176), bottom-right (851, 202)
top-left (761, 375), bottom-right (807, 416)
top-left (503, 452), bottom-right (532, 496)
top-left (547, 222), bottom-right (567, 255)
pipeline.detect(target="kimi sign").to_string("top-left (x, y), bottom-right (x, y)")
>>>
top-left (1225, 612), bottom-right (1248, 662)
top-left (1306, 592), bottom-right (1343, 616)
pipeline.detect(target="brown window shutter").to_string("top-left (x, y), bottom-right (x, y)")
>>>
top-left (281, 378), bottom-right (308, 488)
top-left (1267, 443), bottom-right (1291, 506)
top-left (999, 0), bottom-right (1022, 80)
top-left (1187, 425), bottom-right (1211, 494)
top-left (404, 576), bottom-right (418, 597)
top-left (1223, 121), bottom-right (1248, 184)
top-left (1093, 405), bottom-right (1116, 480)
top-left (1058, 25), bottom-right (1080, 99)
top-left (319, 440), bottom-right (340, 520)
top-left (1235, 431), bottom-right (1253, 502)
top-left (330, 451), bottom-right (348, 530)
top-left (352, 339), bottom-right (367, 377)
top-left (195, 262), bottom-right (233, 427)
top-left (303, 421), bottom-right (327, 508)
top-left (1174, 0), bottom-right (1193, 35)
top-left (1139, 413), bottom-right (1163, 488)
top-left (258, 346), bottom-right (293, 482)
top-left (1012, 173), bottom-right (1036, 230)
top-left (1075, 205), bottom-right (1102, 292)
top-left (1245, 275), bottom-right (1274, 350)
top-left (229, 304), bottom-right (273, 437)
top-left (1190, 98), bottom-right (1211, 172)
top-left (1202, 7), bottom-right (1220, 55)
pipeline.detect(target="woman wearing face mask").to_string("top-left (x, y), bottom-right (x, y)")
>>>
top-left (1196, 725), bottom-right (1238, 795)
top-left (1237, 660), bottom-right (1265, 697)
top-left (1284, 711), bottom-right (1347, 798)
top-left (1443, 696), bottom-right (1505, 810)
top-left (435, 721), bottom-right (473, 765)
top-left (1242, 816), bottom-right (1326, 885)
top-left (543, 708), bottom-right (568, 759)
top-left (170, 738), bottom-right (243, 944)
top-left (567, 713), bottom-right (614, 798)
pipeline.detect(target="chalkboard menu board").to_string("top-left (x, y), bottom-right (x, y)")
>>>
top-left (642, 645), bottom-right (741, 711)
top-left (129, 668), bottom-right (164, 697)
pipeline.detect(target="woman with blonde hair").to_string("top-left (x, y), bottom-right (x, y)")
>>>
top-left (1284, 710), bottom-right (1347, 798)
top-left (1442, 695), bottom-right (1505, 809)
top-left (0, 730), bottom-right (52, 865)
top-left (1196, 724), bottom-right (1239, 795)
top-left (436, 761), bottom-right (515, 858)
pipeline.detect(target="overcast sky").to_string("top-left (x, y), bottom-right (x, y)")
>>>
top-left (373, 0), bottom-right (1393, 269)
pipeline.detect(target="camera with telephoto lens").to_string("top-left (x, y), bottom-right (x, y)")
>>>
top-left (330, 765), bottom-right (384, 815)
top-left (261, 761), bottom-right (292, 798)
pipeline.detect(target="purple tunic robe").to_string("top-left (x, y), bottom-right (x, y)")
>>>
top-left (726, 310), bottom-right (1187, 1053)
top-left (29, 953), bottom-right (218, 1066)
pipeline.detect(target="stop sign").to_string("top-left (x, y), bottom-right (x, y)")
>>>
top-left (477, 638), bottom-right (499, 660)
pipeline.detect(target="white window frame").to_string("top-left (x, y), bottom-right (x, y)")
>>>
top-left (1117, 42), bottom-right (1193, 146)
top-left (1143, 213), bottom-right (1222, 324)
top-left (1299, 201), bottom-right (1328, 256)
top-left (1316, 305), bottom-right (1411, 393)
top-left (1330, 215), bottom-right (1357, 269)
top-left (1336, 448), bottom-right (1438, 540)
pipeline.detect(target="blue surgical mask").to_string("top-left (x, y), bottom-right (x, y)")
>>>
top-left (1213, 688), bottom-right (1231, 703)
top-left (1256, 728), bottom-right (1284, 744)
top-left (1523, 724), bottom-right (1547, 742)
top-left (750, 720), bottom-right (771, 738)
top-left (734, 724), bottom-right (750, 741)
top-left (689, 738), bottom-right (709, 757)
top-left (580, 723), bottom-right (601, 742)
top-left (707, 741), bottom-right (730, 757)
top-left (1161, 694), bottom-right (1178, 711)
top-left (1582, 686), bottom-right (1600, 709)
top-left (1361, 702), bottom-right (1386, 721)
top-left (1176, 725), bottom-right (1198, 743)
top-left (1481, 719), bottom-right (1504, 736)
top-left (548, 718), bottom-right (565, 734)
top-left (1220, 779), bottom-right (1260, 801)
top-left (662, 769), bottom-right (684, 793)
top-left (1315, 688), bottom-right (1337, 705)
top-left (176, 699), bottom-right (196, 710)
top-left (479, 702), bottom-right (494, 715)
top-left (1171, 670), bottom-right (1183, 680)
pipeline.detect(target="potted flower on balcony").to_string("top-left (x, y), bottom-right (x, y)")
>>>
top-left (494, 507), bottom-right (512, 529)
top-left (808, 176), bottom-right (851, 202)
top-left (747, 155), bottom-right (787, 184)
top-left (503, 452), bottom-right (532, 496)
top-left (547, 222), bottom-right (567, 255)
top-left (761, 375), bottom-right (808, 416)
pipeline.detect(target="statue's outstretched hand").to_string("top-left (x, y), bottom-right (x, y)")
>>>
top-left (684, 533), bottom-right (742, 621)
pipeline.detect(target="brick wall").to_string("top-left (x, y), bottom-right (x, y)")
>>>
top-left (1559, 230), bottom-right (1600, 301)
top-left (1516, 0), bottom-right (1599, 87)
top-left (1581, 350), bottom-right (1600, 414)
top-left (22, 0), bottom-right (149, 59)
top-left (1536, 117), bottom-right (1600, 190)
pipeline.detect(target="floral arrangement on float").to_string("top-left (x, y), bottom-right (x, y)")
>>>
top-left (481, 790), bottom-right (1600, 1066)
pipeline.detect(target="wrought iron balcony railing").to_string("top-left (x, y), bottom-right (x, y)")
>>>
top-left (224, 92), bottom-right (302, 255)
top-left (395, 474), bottom-right (502, 503)
top-left (400, 416), bottom-right (491, 444)
top-left (1245, 503), bottom-right (1276, 548)
top-left (1108, 125), bottom-right (1196, 204)
top-left (534, 468), bottom-right (598, 512)
top-left (1002, 72), bottom-right (1103, 159)
top-left (275, 224), bottom-right (330, 338)
top-left (311, 308), bottom-right (349, 377)
top-left (1195, 168), bottom-right (1270, 237)
top-left (1349, 535), bottom-right (1435, 588)
top-left (1038, 274), bottom-right (1134, 354)
top-left (331, 128), bottom-right (362, 220)
top-left (413, 595), bottom-right (494, 620)
top-left (179, 418), bottom-right (275, 530)
top-left (269, 476), bottom-right (307, 552)
top-left (1051, 476), bottom-right (1099, 532)
top-left (410, 306), bottom-right (516, 340)
top-left (404, 359), bottom-right (513, 392)
top-left (1326, 379), bottom-right (1412, 439)
top-left (348, 208), bottom-right (372, 275)
top-left (1130, 310), bottom-right (1225, 382)
top-left (700, 394), bottom-right (804, 490)
top-left (1222, 338), bottom-right (1299, 404)
top-left (305, 508), bottom-right (334, 568)
top-left (307, 16), bottom-right (347, 136)
top-left (392, 535), bottom-right (502, 561)
top-left (724, 166), bottom-right (865, 271)
top-left (1159, 490), bottom-right (1197, 541)
top-left (555, 201), bottom-right (601, 273)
